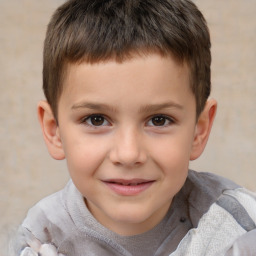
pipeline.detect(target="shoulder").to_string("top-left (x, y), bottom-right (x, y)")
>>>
top-left (172, 170), bottom-right (256, 255)
top-left (186, 170), bottom-right (256, 229)
top-left (185, 170), bottom-right (241, 204)
top-left (181, 170), bottom-right (240, 226)
top-left (221, 188), bottom-right (256, 255)
top-left (12, 181), bottom-right (76, 255)
top-left (186, 170), bottom-right (240, 194)
top-left (22, 181), bottom-right (70, 232)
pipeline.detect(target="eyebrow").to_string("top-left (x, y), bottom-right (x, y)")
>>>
top-left (71, 101), bottom-right (183, 113)
top-left (139, 102), bottom-right (184, 113)
top-left (71, 102), bottom-right (118, 112)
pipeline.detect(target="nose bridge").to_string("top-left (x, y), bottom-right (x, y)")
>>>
top-left (110, 125), bottom-right (146, 166)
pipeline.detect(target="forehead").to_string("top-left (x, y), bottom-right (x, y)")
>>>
top-left (64, 53), bottom-right (190, 87)
top-left (59, 53), bottom-right (193, 111)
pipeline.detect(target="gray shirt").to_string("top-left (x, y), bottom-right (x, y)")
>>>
top-left (11, 170), bottom-right (256, 255)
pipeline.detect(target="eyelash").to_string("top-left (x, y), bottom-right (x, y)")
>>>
top-left (81, 114), bottom-right (175, 128)
top-left (146, 115), bottom-right (175, 127)
top-left (81, 114), bottom-right (111, 127)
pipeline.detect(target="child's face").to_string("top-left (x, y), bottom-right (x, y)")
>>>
top-left (48, 54), bottom-right (210, 235)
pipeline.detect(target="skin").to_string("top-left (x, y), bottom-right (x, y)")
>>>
top-left (38, 53), bottom-right (217, 236)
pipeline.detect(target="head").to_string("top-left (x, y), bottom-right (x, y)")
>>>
top-left (38, 0), bottom-right (217, 235)
top-left (43, 0), bottom-right (211, 120)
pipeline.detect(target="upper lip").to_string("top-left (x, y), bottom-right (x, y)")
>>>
top-left (103, 179), bottom-right (154, 186)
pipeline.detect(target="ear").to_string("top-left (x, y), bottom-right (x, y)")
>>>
top-left (190, 98), bottom-right (217, 160)
top-left (37, 100), bottom-right (65, 160)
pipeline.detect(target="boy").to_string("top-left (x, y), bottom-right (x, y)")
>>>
top-left (12, 0), bottom-right (256, 255)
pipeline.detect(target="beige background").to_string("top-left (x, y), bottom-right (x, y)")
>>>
top-left (1, 0), bottom-right (256, 253)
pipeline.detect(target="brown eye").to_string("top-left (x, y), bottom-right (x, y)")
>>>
top-left (91, 116), bottom-right (104, 126)
top-left (147, 115), bottom-right (173, 127)
top-left (85, 115), bottom-right (109, 126)
top-left (151, 116), bottom-right (166, 126)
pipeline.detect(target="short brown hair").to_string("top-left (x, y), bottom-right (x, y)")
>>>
top-left (43, 0), bottom-right (211, 119)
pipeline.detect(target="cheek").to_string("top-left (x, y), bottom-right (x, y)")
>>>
top-left (151, 138), bottom-right (191, 194)
top-left (64, 139), bottom-right (110, 197)
top-left (63, 136), bottom-right (110, 179)
top-left (149, 133), bottom-right (193, 170)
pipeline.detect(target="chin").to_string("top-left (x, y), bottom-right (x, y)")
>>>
top-left (110, 205), bottom-right (154, 224)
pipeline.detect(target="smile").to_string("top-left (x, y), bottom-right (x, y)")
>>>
top-left (103, 179), bottom-right (155, 196)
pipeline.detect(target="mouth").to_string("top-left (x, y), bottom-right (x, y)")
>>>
top-left (102, 179), bottom-right (155, 196)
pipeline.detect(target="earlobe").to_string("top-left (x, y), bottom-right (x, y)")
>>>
top-left (37, 100), bottom-right (65, 160)
top-left (190, 98), bottom-right (217, 160)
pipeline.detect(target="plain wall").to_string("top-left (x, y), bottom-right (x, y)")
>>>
top-left (1, 0), bottom-right (256, 253)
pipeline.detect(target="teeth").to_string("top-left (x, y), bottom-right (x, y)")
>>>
top-left (127, 183), bottom-right (138, 186)
top-left (110, 181), bottom-right (142, 186)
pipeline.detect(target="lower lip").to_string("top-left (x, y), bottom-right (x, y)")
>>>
top-left (104, 181), bottom-right (154, 196)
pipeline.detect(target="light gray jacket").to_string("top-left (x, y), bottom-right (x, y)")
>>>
top-left (11, 171), bottom-right (256, 256)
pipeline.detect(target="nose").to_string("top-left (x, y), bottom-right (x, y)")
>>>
top-left (109, 127), bottom-right (147, 167)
